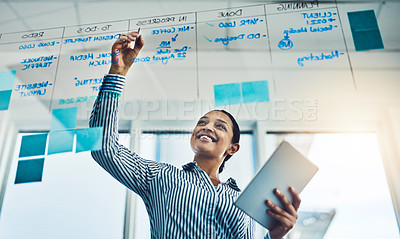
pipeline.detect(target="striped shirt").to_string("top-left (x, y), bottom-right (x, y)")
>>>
top-left (89, 74), bottom-right (270, 239)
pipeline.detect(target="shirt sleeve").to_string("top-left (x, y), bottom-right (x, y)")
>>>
top-left (89, 74), bottom-right (162, 198)
top-left (244, 218), bottom-right (271, 239)
top-left (244, 218), bottom-right (255, 239)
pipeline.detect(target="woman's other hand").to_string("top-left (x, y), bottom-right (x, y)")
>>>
top-left (108, 31), bottom-right (144, 76)
top-left (265, 187), bottom-right (301, 239)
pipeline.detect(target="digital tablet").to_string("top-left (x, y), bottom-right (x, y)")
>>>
top-left (234, 140), bottom-right (319, 230)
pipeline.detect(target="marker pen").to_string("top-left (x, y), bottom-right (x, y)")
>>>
top-left (131, 28), bottom-right (141, 49)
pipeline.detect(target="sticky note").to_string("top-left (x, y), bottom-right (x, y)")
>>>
top-left (348, 10), bottom-right (379, 31)
top-left (214, 80), bottom-right (270, 106)
top-left (48, 130), bottom-right (74, 155)
top-left (19, 134), bottom-right (47, 157)
top-left (242, 80), bottom-right (269, 103)
top-left (14, 158), bottom-right (45, 184)
top-left (51, 107), bottom-right (78, 131)
top-left (0, 90), bottom-right (12, 111)
top-left (0, 70), bottom-right (16, 91)
top-left (214, 83), bottom-right (242, 107)
top-left (348, 10), bottom-right (384, 51)
top-left (76, 127), bottom-right (103, 153)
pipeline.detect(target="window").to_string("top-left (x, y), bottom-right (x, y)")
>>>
top-left (0, 132), bottom-right (130, 239)
top-left (265, 133), bottom-right (399, 239)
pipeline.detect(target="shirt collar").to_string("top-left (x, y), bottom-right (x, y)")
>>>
top-left (224, 177), bottom-right (241, 192)
top-left (182, 161), bottom-right (198, 171)
top-left (182, 162), bottom-right (241, 192)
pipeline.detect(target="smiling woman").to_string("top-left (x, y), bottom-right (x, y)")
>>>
top-left (88, 31), bottom-right (301, 239)
top-left (192, 109), bottom-right (241, 174)
top-left (136, 132), bottom-right (260, 238)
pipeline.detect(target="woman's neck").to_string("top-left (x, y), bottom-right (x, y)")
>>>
top-left (209, 175), bottom-right (221, 186)
top-left (194, 156), bottom-right (221, 186)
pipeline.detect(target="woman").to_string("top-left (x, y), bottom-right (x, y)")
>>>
top-left (89, 31), bottom-right (300, 239)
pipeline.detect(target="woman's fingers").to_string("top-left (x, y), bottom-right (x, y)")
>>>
top-left (126, 32), bottom-right (140, 43)
top-left (274, 188), bottom-right (297, 217)
top-left (115, 31), bottom-right (140, 47)
top-left (134, 34), bottom-right (144, 49)
top-left (289, 187), bottom-right (301, 211)
top-left (115, 34), bottom-right (129, 44)
top-left (127, 35), bottom-right (136, 42)
top-left (264, 187), bottom-right (300, 229)
top-left (265, 196), bottom-right (297, 232)
top-left (265, 200), bottom-right (292, 220)
top-left (266, 209), bottom-right (295, 230)
top-left (264, 189), bottom-right (300, 238)
top-left (108, 31), bottom-right (143, 76)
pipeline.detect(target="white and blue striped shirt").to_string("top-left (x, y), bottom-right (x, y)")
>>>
top-left (89, 74), bottom-right (270, 239)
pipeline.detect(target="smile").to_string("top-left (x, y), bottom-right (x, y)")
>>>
top-left (197, 134), bottom-right (217, 142)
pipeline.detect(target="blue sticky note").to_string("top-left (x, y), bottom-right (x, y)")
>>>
top-left (48, 130), bottom-right (74, 155)
top-left (15, 158), bottom-right (45, 184)
top-left (348, 10), bottom-right (384, 51)
top-left (351, 30), bottom-right (384, 51)
top-left (51, 107), bottom-right (78, 130)
top-left (0, 70), bottom-right (16, 91)
top-left (0, 90), bottom-right (12, 111)
top-left (348, 10), bottom-right (379, 31)
top-left (242, 80), bottom-right (270, 103)
top-left (19, 134), bottom-right (48, 157)
top-left (214, 83), bottom-right (242, 107)
top-left (76, 127), bottom-right (103, 153)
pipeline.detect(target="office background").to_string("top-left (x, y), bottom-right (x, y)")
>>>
top-left (0, 0), bottom-right (399, 238)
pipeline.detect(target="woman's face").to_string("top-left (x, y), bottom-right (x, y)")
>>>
top-left (190, 111), bottom-right (236, 160)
